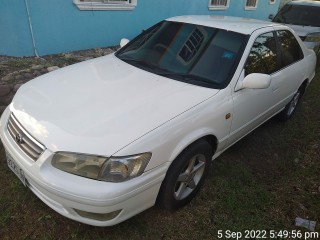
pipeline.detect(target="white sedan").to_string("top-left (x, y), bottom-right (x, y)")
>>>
top-left (0, 15), bottom-right (316, 226)
top-left (272, 0), bottom-right (320, 55)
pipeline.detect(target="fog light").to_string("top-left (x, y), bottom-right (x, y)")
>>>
top-left (74, 209), bottom-right (121, 221)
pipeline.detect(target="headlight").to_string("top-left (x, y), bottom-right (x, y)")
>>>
top-left (98, 153), bottom-right (151, 182)
top-left (305, 33), bottom-right (320, 42)
top-left (52, 152), bottom-right (151, 182)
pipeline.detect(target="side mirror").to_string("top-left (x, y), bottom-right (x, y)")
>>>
top-left (242, 73), bottom-right (271, 89)
top-left (268, 14), bottom-right (274, 21)
top-left (120, 38), bottom-right (130, 48)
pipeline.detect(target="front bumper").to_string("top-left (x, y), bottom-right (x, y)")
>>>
top-left (0, 107), bottom-right (168, 226)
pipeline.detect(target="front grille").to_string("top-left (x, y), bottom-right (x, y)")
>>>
top-left (7, 114), bottom-right (45, 161)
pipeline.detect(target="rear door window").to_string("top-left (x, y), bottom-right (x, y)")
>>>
top-left (276, 30), bottom-right (304, 68)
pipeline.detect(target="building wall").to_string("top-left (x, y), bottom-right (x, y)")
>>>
top-left (0, 0), bottom-right (280, 57)
top-left (0, 0), bottom-right (35, 56)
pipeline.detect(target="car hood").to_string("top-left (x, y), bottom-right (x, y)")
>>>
top-left (284, 24), bottom-right (320, 37)
top-left (11, 54), bottom-right (218, 156)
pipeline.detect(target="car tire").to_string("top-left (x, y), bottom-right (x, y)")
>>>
top-left (157, 139), bottom-right (212, 210)
top-left (278, 85), bottom-right (305, 122)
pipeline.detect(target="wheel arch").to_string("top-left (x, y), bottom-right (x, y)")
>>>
top-left (168, 133), bottom-right (219, 166)
top-left (202, 134), bottom-right (218, 156)
top-left (156, 134), bottom-right (216, 209)
top-left (300, 79), bottom-right (309, 96)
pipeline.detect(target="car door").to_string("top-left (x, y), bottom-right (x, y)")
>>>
top-left (227, 30), bottom-right (281, 147)
top-left (271, 28), bottom-right (305, 109)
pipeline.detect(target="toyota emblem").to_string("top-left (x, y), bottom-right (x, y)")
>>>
top-left (15, 133), bottom-right (24, 144)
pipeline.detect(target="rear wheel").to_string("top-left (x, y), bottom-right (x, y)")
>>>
top-left (278, 85), bottom-right (305, 121)
top-left (157, 140), bottom-right (212, 210)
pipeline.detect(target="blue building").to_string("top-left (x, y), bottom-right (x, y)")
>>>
top-left (0, 0), bottom-right (280, 57)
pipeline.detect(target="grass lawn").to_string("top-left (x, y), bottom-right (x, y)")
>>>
top-left (0, 60), bottom-right (319, 240)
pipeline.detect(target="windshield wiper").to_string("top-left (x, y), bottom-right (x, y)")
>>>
top-left (118, 57), bottom-right (156, 68)
top-left (159, 72), bottom-right (219, 87)
top-left (118, 57), bottom-right (219, 88)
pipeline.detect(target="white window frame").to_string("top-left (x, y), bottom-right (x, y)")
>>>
top-left (208, 0), bottom-right (230, 10)
top-left (269, 0), bottom-right (276, 4)
top-left (73, 0), bottom-right (137, 11)
top-left (245, 0), bottom-right (258, 10)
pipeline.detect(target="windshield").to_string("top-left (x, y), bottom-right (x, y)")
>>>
top-left (116, 21), bottom-right (247, 89)
top-left (273, 4), bottom-right (320, 27)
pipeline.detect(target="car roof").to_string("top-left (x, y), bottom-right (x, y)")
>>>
top-left (167, 15), bottom-right (280, 35)
top-left (288, 0), bottom-right (320, 7)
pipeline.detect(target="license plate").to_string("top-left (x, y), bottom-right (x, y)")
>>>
top-left (6, 151), bottom-right (26, 186)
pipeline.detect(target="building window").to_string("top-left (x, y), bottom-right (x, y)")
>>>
top-left (73, 0), bottom-right (137, 11)
top-left (178, 28), bottom-right (205, 63)
top-left (245, 0), bottom-right (258, 10)
top-left (269, 0), bottom-right (276, 4)
top-left (209, 0), bottom-right (230, 10)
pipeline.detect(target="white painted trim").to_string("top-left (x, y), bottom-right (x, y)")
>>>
top-left (208, 0), bottom-right (230, 10)
top-left (245, 0), bottom-right (259, 10)
top-left (73, 0), bottom-right (137, 11)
